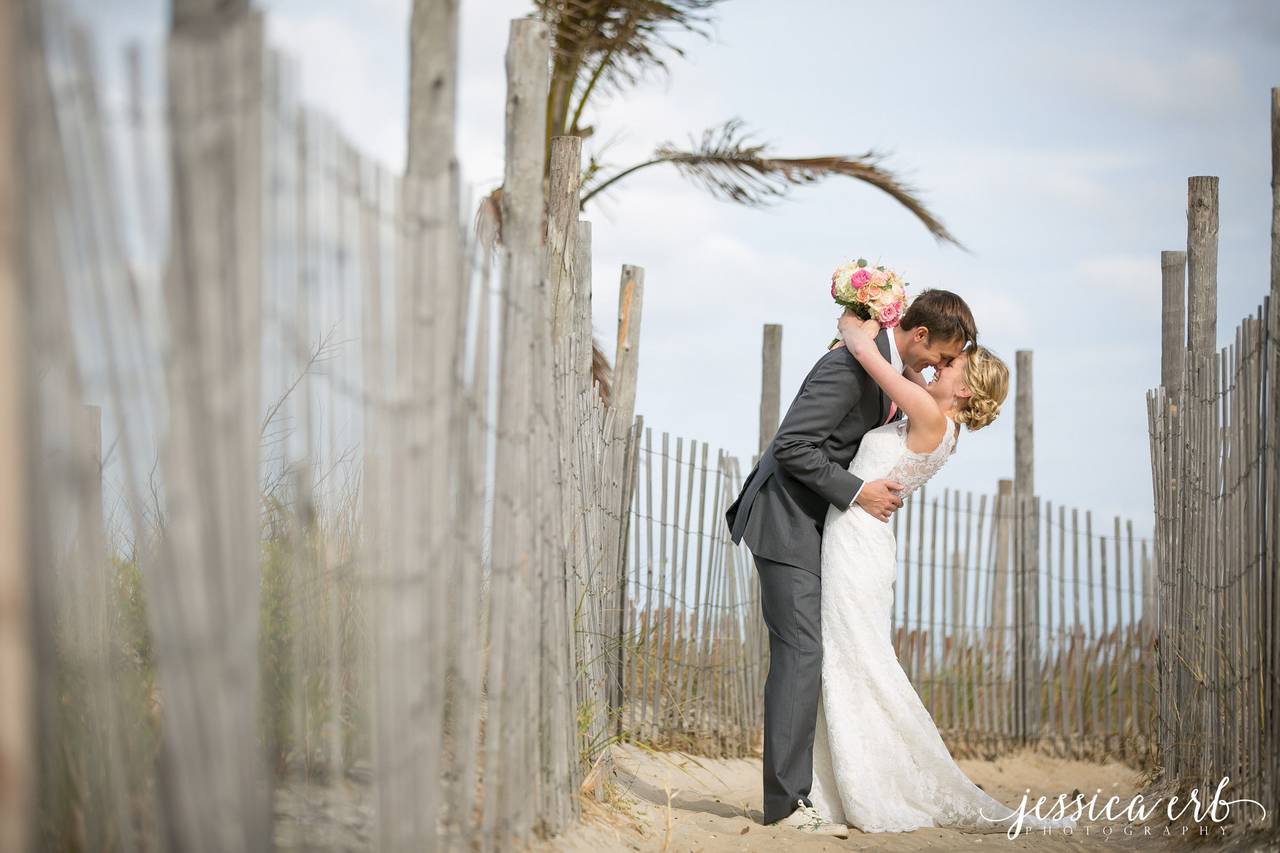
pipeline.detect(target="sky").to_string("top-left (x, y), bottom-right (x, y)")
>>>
top-left (76, 0), bottom-right (1280, 537)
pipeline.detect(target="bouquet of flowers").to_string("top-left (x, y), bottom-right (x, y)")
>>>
top-left (831, 259), bottom-right (909, 327)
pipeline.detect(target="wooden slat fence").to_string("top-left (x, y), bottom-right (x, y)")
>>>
top-left (891, 487), bottom-right (1156, 762)
top-left (14, 5), bottom-right (641, 851)
top-left (1143, 90), bottom-right (1280, 833)
top-left (620, 443), bottom-right (766, 755)
top-left (1148, 298), bottom-right (1279, 826)
top-left (621, 451), bottom-right (1158, 764)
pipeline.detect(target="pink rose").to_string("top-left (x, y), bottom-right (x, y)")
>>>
top-left (849, 268), bottom-right (872, 289)
top-left (831, 280), bottom-right (838, 298)
top-left (878, 300), bottom-right (903, 327)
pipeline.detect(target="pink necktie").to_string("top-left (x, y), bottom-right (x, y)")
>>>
top-left (884, 401), bottom-right (898, 425)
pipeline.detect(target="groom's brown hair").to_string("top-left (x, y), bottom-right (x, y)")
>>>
top-left (900, 289), bottom-right (977, 347)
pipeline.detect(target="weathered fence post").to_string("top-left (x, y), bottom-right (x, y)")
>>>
top-left (1013, 352), bottom-right (1039, 746)
top-left (373, 1), bottom-right (469, 846)
top-left (613, 266), bottom-right (644, 430)
top-left (611, 412), bottom-right (643, 741)
top-left (172, 0), bottom-right (249, 33)
top-left (992, 475), bottom-right (1014, 754)
top-left (151, 3), bottom-right (271, 849)
top-left (574, 220), bottom-right (593, 391)
top-left (758, 324), bottom-right (781, 456)
top-left (1161, 250), bottom-right (1187, 393)
top-left (1269, 87), bottom-right (1280, 813)
top-left (1271, 88), bottom-right (1279, 299)
top-left (490, 17), bottom-right (565, 840)
top-left (0, 0), bottom-right (30, 847)
top-left (406, 0), bottom-right (458, 179)
top-left (609, 264), bottom-right (644, 736)
top-left (1156, 247), bottom-right (1186, 773)
top-left (992, 478), bottom-right (1014, 650)
top-left (547, 136), bottom-right (581, 339)
top-left (1187, 176), bottom-right (1219, 355)
top-left (1182, 182), bottom-right (1218, 777)
top-left (1014, 351), bottom-right (1034, 501)
top-left (546, 133), bottom-right (608, 805)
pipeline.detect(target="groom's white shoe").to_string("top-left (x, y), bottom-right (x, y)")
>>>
top-left (770, 800), bottom-right (850, 838)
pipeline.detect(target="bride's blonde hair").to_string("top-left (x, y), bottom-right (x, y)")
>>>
top-left (955, 346), bottom-right (1009, 431)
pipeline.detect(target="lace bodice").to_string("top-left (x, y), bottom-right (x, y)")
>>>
top-left (849, 416), bottom-right (957, 496)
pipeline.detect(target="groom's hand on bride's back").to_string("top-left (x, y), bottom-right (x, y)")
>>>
top-left (855, 479), bottom-right (904, 522)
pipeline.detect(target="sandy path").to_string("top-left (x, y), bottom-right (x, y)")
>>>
top-left (550, 746), bottom-right (1197, 852)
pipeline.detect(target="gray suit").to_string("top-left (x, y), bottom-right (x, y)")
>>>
top-left (725, 331), bottom-right (898, 824)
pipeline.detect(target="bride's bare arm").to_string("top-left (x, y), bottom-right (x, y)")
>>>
top-left (838, 316), bottom-right (945, 437)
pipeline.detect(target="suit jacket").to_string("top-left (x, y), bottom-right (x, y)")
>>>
top-left (725, 331), bottom-right (898, 574)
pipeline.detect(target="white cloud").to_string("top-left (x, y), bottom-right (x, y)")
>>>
top-left (365, 0), bottom-right (409, 26)
top-left (1074, 255), bottom-right (1162, 305)
top-left (266, 11), bottom-right (407, 169)
top-left (874, 253), bottom-right (1034, 342)
top-left (1062, 49), bottom-right (1245, 118)
top-left (928, 147), bottom-right (1141, 215)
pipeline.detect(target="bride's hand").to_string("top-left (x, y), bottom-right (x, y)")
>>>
top-left (837, 312), bottom-right (882, 351)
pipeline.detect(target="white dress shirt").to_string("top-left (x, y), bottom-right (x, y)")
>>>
top-left (849, 329), bottom-right (904, 507)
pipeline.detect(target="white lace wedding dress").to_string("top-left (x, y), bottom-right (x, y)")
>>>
top-left (809, 416), bottom-right (1077, 834)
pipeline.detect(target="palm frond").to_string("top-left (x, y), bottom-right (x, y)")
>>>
top-left (536, 0), bottom-right (725, 137)
top-left (580, 119), bottom-right (963, 247)
top-left (591, 336), bottom-right (612, 404)
top-left (473, 187), bottom-right (503, 256)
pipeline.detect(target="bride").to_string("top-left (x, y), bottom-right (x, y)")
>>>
top-left (809, 314), bottom-right (1079, 836)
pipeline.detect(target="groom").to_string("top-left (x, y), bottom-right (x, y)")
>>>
top-left (725, 290), bottom-right (977, 835)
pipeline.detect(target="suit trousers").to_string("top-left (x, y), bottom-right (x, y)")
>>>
top-left (754, 553), bottom-right (822, 825)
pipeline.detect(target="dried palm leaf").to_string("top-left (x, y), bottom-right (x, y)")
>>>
top-left (580, 119), bottom-right (963, 247)
top-left (536, 0), bottom-right (725, 139)
top-left (591, 336), bottom-right (612, 405)
top-left (473, 186), bottom-right (503, 256)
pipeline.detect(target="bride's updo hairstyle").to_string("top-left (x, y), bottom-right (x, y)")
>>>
top-left (955, 346), bottom-right (1009, 431)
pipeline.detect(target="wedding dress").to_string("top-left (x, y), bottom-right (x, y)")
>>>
top-left (808, 416), bottom-right (1077, 834)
